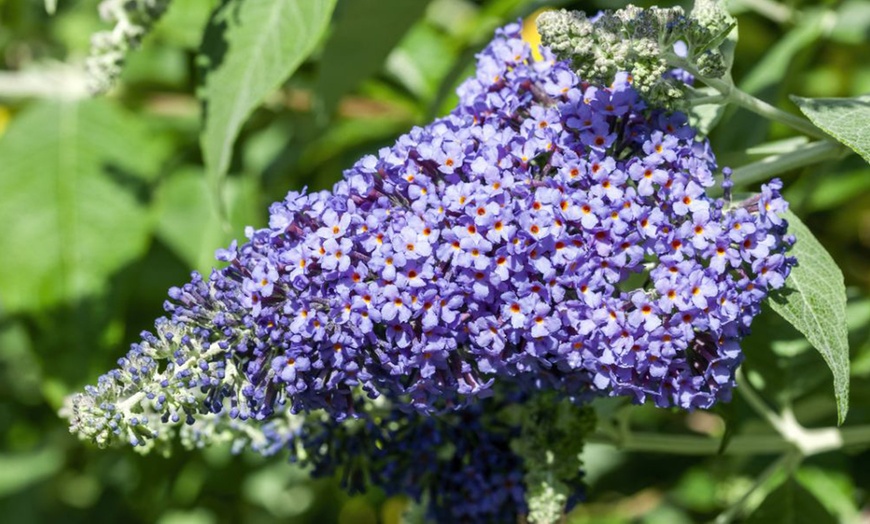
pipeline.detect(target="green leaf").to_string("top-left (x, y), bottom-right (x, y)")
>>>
top-left (0, 100), bottom-right (157, 313)
top-left (791, 95), bottom-right (870, 165)
top-left (386, 22), bottom-right (458, 103)
top-left (721, 20), bottom-right (738, 73)
top-left (745, 136), bottom-right (809, 156)
top-left (801, 167), bottom-right (870, 212)
top-left (154, 167), bottom-right (260, 275)
top-left (795, 467), bottom-right (860, 522)
top-left (831, 0), bottom-right (870, 45)
top-left (745, 477), bottom-right (836, 524)
top-left (740, 14), bottom-right (826, 95)
top-left (0, 448), bottom-right (63, 498)
top-left (742, 302), bottom-right (833, 407)
top-left (198, 0), bottom-right (337, 216)
top-left (154, 0), bottom-right (218, 49)
top-left (769, 210), bottom-right (850, 424)
top-left (316, 0), bottom-right (431, 117)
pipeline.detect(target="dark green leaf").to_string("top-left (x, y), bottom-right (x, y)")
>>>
top-left (199, 0), bottom-right (337, 216)
top-left (769, 210), bottom-right (850, 424)
top-left (0, 100), bottom-right (157, 313)
top-left (317, 0), bottom-right (431, 117)
top-left (299, 116), bottom-right (410, 170)
top-left (791, 95), bottom-right (870, 165)
top-left (745, 477), bottom-right (836, 524)
top-left (741, 303), bottom-right (830, 407)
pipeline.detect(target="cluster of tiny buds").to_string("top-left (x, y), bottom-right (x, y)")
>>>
top-left (537, 2), bottom-right (734, 107)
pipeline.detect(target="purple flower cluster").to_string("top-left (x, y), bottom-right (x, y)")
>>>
top-left (69, 22), bottom-right (795, 515)
top-left (181, 23), bottom-right (793, 418)
top-left (70, 19), bottom-right (795, 522)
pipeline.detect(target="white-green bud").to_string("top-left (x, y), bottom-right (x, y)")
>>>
top-left (85, 0), bottom-right (171, 94)
top-left (511, 393), bottom-right (596, 524)
top-left (692, 0), bottom-right (733, 32)
top-left (537, 1), bottom-right (736, 109)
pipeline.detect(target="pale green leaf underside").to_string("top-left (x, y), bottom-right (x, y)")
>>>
top-left (0, 100), bottom-right (154, 313)
top-left (199, 0), bottom-right (337, 211)
top-left (791, 95), bottom-right (870, 165)
top-left (769, 210), bottom-right (850, 424)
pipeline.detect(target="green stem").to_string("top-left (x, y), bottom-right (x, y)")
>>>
top-left (732, 0), bottom-right (795, 24)
top-left (678, 64), bottom-right (826, 140)
top-left (593, 375), bottom-right (870, 457)
top-left (736, 371), bottom-right (841, 457)
top-left (735, 369), bottom-right (783, 431)
top-left (689, 93), bottom-right (727, 106)
top-left (841, 426), bottom-right (870, 448)
top-left (589, 424), bottom-right (870, 457)
top-left (714, 450), bottom-right (803, 524)
top-left (725, 84), bottom-right (827, 140)
top-left (709, 140), bottom-right (844, 194)
top-left (588, 430), bottom-right (789, 455)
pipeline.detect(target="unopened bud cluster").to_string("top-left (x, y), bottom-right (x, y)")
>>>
top-left (537, 2), bottom-right (735, 107)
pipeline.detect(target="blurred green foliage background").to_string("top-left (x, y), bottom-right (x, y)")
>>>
top-left (1, 0), bottom-right (869, 522)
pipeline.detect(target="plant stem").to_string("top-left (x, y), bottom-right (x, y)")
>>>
top-left (588, 430), bottom-right (789, 455)
top-left (590, 370), bottom-right (870, 459)
top-left (589, 424), bottom-right (870, 457)
top-left (0, 68), bottom-right (89, 100)
top-left (735, 368), bottom-right (784, 431)
top-left (697, 75), bottom-right (827, 139)
top-left (732, 0), bottom-right (795, 24)
top-left (713, 450), bottom-right (803, 524)
top-left (728, 86), bottom-right (827, 140)
top-left (591, 374), bottom-right (870, 458)
top-left (689, 94), bottom-right (727, 106)
top-left (673, 58), bottom-right (827, 140)
top-left (709, 140), bottom-right (844, 194)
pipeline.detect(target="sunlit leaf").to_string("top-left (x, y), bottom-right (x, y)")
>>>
top-left (791, 95), bottom-right (870, 165)
top-left (769, 210), bottom-right (850, 424)
top-left (795, 467), bottom-right (860, 522)
top-left (0, 100), bottom-right (158, 313)
top-left (199, 0), bottom-right (337, 217)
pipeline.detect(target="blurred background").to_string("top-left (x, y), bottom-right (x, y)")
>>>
top-left (1, 0), bottom-right (869, 522)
